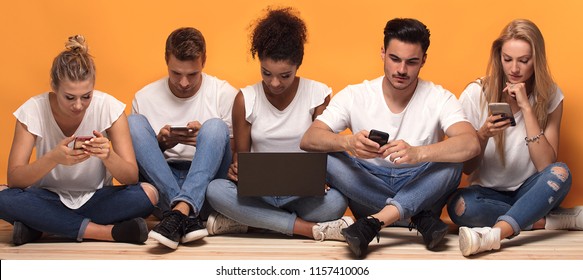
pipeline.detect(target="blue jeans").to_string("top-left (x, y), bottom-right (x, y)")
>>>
top-left (0, 184), bottom-right (154, 241)
top-left (446, 162), bottom-right (572, 236)
top-left (207, 179), bottom-right (348, 235)
top-left (128, 115), bottom-right (231, 216)
top-left (326, 152), bottom-right (462, 221)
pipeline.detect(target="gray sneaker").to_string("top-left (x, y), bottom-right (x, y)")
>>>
top-left (546, 206), bottom-right (583, 230)
top-left (206, 212), bottom-right (248, 236)
top-left (312, 216), bottom-right (354, 241)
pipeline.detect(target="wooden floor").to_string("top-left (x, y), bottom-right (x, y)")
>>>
top-left (1, 218), bottom-right (582, 260)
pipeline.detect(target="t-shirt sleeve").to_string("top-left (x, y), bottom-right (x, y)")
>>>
top-left (217, 81), bottom-right (238, 137)
top-left (439, 94), bottom-right (468, 132)
top-left (316, 86), bottom-right (352, 133)
top-left (13, 96), bottom-right (45, 137)
top-left (308, 81), bottom-right (332, 114)
top-left (97, 93), bottom-right (127, 132)
top-left (548, 85), bottom-right (564, 113)
top-left (458, 82), bottom-right (485, 130)
top-left (131, 97), bottom-right (139, 114)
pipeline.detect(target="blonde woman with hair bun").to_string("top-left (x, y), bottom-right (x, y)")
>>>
top-left (0, 35), bottom-right (159, 245)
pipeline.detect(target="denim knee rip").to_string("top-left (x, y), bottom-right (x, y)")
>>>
top-left (453, 196), bottom-right (465, 217)
top-left (546, 166), bottom-right (570, 205)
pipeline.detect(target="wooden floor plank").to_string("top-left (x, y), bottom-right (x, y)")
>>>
top-left (1, 219), bottom-right (582, 260)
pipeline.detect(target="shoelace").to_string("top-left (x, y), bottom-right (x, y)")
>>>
top-left (315, 224), bottom-right (329, 241)
top-left (364, 216), bottom-right (383, 243)
top-left (407, 222), bottom-right (420, 236)
top-left (160, 212), bottom-right (184, 233)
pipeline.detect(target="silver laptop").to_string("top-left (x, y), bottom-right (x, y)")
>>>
top-left (237, 152), bottom-right (327, 196)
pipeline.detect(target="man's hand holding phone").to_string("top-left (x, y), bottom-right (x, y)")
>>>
top-left (161, 121), bottom-right (201, 147)
top-left (368, 129), bottom-right (389, 146)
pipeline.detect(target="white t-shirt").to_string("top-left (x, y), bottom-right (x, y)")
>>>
top-left (460, 80), bottom-right (564, 191)
top-left (13, 90), bottom-right (125, 209)
top-left (317, 76), bottom-right (468, 168)
top-left (243, 78), bottom-right (331, 152)
top-left (131, 73), bottom-right (237, 161)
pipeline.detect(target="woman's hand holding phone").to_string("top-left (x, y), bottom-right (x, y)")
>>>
top-left (79, 131), bottom-right (111, 159)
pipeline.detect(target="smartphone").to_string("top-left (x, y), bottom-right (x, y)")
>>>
top-left (368, 129), bottom-right (390, 146)
top-left (170, 126), bottom-right (194, 134)
top-left (73, 136), bottom-right (94, 150)
top-left (489, 103), bottom-right (516, 126)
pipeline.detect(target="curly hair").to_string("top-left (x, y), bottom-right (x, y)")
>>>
top-left (249, 6), bottom-right (307, 67)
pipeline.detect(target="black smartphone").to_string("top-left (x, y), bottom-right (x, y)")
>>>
top-left (170, 126), bottom-right (194, 134)
top-left (489, 103), bottom-right (516, 126)
top-left (368, 129), bottom-right (389, 146)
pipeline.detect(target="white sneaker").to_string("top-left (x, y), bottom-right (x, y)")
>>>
top-left (458, 226), bottom-right (501, 257)
top-left (312, 216), bottom-right (355, 241)
top-left (206, 211), bottom-right (248, 236)
top-left (546, 206), bottom-right (583, 230)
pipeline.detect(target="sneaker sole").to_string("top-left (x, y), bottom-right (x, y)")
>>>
top-left (148, 230), bottom-right (179, 249)
top-left (181, 228), bottom-right (208, 244)
top-left (458, 227), bottom-right (475, 257)
top-left (574, 206), bottom-right (583, 230)
top-left (206, 212), bottom-right (219, 235)
top-left (341, 229), bottom-right (363, 258)
top-left (427, 223), bottom-right (448, 250)
top-left (135, 218), bottom-right (150, 244)
top-left (12, 222), bottom-right (25, 246)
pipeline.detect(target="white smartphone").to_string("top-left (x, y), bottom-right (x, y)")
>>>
top-left (488, 103), bottom-right (516, 126)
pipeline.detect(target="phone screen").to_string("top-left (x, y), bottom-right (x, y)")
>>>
top-left (489, 103), bottom-right (516, 126)
top-left (368, 129), bottom-right (389, 146)
top-left (170, 126), bottom-right (194, 134)
top-left (73, 136), bottom-right (94, 150)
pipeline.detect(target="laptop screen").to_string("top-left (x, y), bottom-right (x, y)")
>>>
top-left (237, 152), bottom-right (327, 196)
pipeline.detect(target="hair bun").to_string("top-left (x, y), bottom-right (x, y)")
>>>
top-left (65, 35), bottom-right (88, 53)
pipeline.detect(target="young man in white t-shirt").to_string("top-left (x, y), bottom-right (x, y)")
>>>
top-left (128, 27), bottom-right (237, 249)
top-left (300, 18), bottom-right (480, 258)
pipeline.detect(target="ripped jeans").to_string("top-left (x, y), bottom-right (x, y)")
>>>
top-left (447, 162), bottom-right (572, 236)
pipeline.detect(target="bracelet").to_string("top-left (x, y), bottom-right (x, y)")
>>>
top-left (525, 130), bottom-right (544, 146)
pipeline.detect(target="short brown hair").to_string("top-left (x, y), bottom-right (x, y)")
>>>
top-left (165, 27), bottom-right (206, 62)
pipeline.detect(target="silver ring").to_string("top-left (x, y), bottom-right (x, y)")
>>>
top-left (389, 153), bottom-right (398, 163)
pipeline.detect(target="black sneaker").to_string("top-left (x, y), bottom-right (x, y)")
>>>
top-left (111, 217), bottom-right (149, 244)
top-left (12, 221), bottom-right (42, 246)
top-left (410, 211), bottom-right (449, 250)
top-left (341, 216), bottom-right (384, 258)
top-left (148, 210), bottom-right (186, 249)
top-left (181, 216), bottom-right (208, 244)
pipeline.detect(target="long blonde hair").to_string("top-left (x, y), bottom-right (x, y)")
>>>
top-left (481, 19), bottom-right (556, 164)
top-left (50, 35), bottom-right (95, 90)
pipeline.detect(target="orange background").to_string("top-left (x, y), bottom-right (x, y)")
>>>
top-left (1, 0), bottom-right (581, 206)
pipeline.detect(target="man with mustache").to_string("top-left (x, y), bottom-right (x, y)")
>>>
top-left (300, 18), bottom-right (480, 258)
